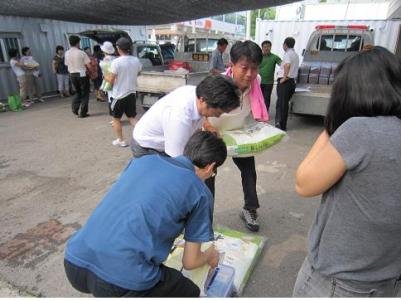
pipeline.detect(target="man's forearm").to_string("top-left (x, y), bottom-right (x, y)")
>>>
top-left (283, 63), bottom-right (290, 79)
top-left (104, 73), bottom-right (115, 84)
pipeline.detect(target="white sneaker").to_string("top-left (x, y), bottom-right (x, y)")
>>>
top-left (112, 138), bottom-right (128, 147)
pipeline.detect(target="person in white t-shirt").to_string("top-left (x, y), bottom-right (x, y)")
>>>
top-left (104, 37), bottom-right (142, 148)
top-left (99, 41), bottom-right (117, 124)
top-left (8, 48), bottom-right (31, 107)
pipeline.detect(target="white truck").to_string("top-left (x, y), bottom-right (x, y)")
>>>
top-left (291, 25), bottom-right (374, 116)
top-left (79, 30), bottom-right (210, 109)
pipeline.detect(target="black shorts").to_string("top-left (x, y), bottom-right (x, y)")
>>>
top-left (111, 93), bottom-right (137, 119)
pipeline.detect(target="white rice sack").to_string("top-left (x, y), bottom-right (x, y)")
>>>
top-left (222, 122), bottom-right (285, 157)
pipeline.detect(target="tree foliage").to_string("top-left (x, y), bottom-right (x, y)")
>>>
top-left (250, 8), bottom-right (276, 38)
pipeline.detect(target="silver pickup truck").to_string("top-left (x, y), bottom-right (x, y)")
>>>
top-left (79, 30), bottom-right (209, 109)
top-left (137, 52), bottom-right (209, 108)
top-left (291, 25), bottom-right (374, 116)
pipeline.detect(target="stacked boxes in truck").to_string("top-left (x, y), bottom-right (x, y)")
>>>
top-left (291, 25), bottom-right (374, 116)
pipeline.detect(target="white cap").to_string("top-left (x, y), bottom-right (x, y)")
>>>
top-left (100, 41), bottom-right (115, 55)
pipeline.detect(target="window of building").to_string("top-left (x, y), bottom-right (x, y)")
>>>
top-left (224, 13), bottom-right (236, 25)
top-left (237, 14), bottom-right (246, 26)
top-left (212, 15), bottom-right (223, 21)
top-left (0, 34), bottom-right (22, 63)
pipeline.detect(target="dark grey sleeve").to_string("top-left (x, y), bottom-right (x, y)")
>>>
top-left (209, 52), bottom-right (218, 71)
top-left (330, 117), bottom-right (372, 171)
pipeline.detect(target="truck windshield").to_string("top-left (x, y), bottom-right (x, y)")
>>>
top-left (319, 34), bottom-right (362, 52)
top-left (137, 45), bottom-right (162, 65)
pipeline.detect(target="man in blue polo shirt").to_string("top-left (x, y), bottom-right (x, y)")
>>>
top-left (64, 131), bottom-right (227, 297)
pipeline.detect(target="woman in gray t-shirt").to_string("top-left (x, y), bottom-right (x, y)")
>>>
top-left (293, 46), bottom-right (401, 297)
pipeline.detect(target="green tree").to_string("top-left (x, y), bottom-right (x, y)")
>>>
top-left (250, 8), bottom-right (276, 38)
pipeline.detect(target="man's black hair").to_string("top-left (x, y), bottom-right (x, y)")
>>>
top-left (230, 40), bottom-right (263, 65)
top-left (69, 35), bottom-right (81, 47)
top-left (325, 46), bottom-right (401, 135)
top-left (21, 47), bottom-right (30, 56)
top-left (217, 38), bottom-right (228, 46)
top-left (284, 37), bottom-right (295, 48)
top-left (184, 131), bottom-right (227, 170)
top-left (56, 45), bottom-right (64, 52)
top-left (196, 75), bottom-right (240, 111)
top-left (93, 45), bottom-right (101, 53)
top-left (261, 40), bottom-right (272, 47)
top-left (8, 48), bottom-right (18, 58)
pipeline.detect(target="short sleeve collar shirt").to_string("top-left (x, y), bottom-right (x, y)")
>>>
top-left (65, 155), bottom-right (214, 291)
top-left (277, 48), bottom-right (299, 79)
top-left (64, 47), bottom-right (90, 74)
top-left (133, 85), bottom-right (204, 156)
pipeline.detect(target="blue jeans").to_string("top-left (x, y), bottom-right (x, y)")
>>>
top-left (293, 257), bottom-right (401, 297)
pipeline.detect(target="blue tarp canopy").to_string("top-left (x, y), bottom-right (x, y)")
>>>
top-left (0, 0), bottom-right (297, 25)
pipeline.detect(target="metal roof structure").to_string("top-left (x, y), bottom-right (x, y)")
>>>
top-left (1, 0), bottom-right (298, 25)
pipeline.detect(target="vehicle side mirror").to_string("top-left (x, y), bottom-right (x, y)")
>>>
top-left (302, 49), bottom-right (305, 56)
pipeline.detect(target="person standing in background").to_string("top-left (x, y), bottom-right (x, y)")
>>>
top-left (275, 37), bottom-right (299, 131)
top-left (52, 45), bottom-right (70, 98)
top-left (99, 41), bottom-right (117, 124)
top-left (20, 47), bottom-right (44, 103)
top-left (259, 40), bottom-right (281, 112)
top-left (104, 37), bottom-right (142, 147)
top-left (8, 48), bottom-right (31, 107)
top-left (65, 35), bottom-right (91, 118)
top-left (93, 45), bottom-right (105, 102)
top-left (209, 38), bottom-right (228, 75)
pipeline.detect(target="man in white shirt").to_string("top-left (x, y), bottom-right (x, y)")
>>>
top-left (131, 75), bottom-right (240, 158)
top-left (275, 37), bottom-right (300, 131)
top-left (65, 35), bottom-right (91, 118)
top-left (104, 37), bottom-right (142, 147)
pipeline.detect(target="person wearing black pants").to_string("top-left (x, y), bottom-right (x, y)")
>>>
top-left (64, 35), bottom-right (91, 118)
top-left (64, 260), bottom-right (200, 297)
top-left (206, 156), bottom-right (259, 211)
top-left (70, 73), bottom-right (90, 117)
top-left (259, 40), bottom-right (281, 112)
top-left (275, 37), bottom-right (299, 131)
top-left (205, 40), bottom-right (266, 232)
top-left (275, 77), bottom-right (296, 131)
top-left (261, 83), bottom-right (274, 111)
top-left (63, 132), bottom-right (225, 297)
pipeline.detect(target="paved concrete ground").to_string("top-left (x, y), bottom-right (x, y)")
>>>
top-left (0, 91), bottom-right (324, 297)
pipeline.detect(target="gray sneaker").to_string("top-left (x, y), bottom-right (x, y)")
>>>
top-left (240, 208), bottom-right (259, 232)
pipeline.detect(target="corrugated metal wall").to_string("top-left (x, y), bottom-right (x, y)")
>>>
top-left (0, 15), bottom-right (147, 100)
top-left (255, 19), bottom-right (401, 62)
